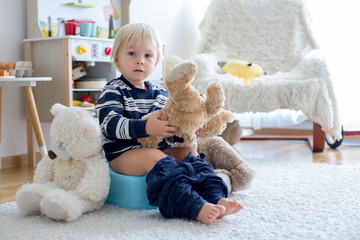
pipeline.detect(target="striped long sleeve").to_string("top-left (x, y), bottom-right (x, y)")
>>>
top-left (95, 75), bottom-right (169, 161)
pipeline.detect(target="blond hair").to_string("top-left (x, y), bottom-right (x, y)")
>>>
top-left (111, 23), bottom-right (163, 71)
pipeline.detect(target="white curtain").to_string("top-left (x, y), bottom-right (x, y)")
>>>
top-left (308, 0), bottom-right (360, 131)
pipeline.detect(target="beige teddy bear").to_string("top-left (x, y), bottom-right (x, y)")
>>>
top-left (162, 56), bottom-right (255, 193)
top-left (138, 60), bottom-right (234, 148)
top-left (16, 104), bottom-right (110, 222)
top-left (139, 60), bottom-right (255, 193)
top-left (165, 55), bottom-right (243, 146)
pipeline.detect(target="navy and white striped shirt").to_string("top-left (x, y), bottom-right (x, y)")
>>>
top-left (95, 75), bottom-right (170, 161)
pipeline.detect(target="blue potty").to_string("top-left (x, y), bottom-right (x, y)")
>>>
top-left (106, 164), bottom-right (157, 210)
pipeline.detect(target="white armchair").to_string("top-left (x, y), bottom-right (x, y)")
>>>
top-left (191, 0), bottom-right (342, 152)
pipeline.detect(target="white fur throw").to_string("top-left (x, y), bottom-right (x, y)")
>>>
top-left (191, 0), bottom-right (342, 139)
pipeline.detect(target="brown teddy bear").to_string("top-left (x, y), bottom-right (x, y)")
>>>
top-left (197, 136), bottom-right (255, 193)
top-left (138, 60), bottom-right (234, 148)
top-left (219, 119), bottom-right (243, 146)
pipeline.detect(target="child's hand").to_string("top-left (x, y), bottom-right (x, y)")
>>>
top-left (196, 122), bottom-right (210, 136)
top-left (146, 111), bottom-right (178, 137)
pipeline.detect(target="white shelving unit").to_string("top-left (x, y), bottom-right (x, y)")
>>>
top-left (24, 37), bottom-right (115, 122)
top-left (72, 88), bottom-right (102, 92)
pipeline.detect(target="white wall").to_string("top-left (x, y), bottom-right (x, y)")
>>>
top-left (307, 1), bottom-right (360, 131)
top-left (129, 0), bottom-right (210, 60)
top-left (0, 0), bottom-right (31, 167)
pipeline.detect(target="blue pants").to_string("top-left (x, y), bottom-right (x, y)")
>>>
top-left (146, 152), bottom-right (228, 220)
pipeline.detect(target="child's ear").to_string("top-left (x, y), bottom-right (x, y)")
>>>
top-left (114, 57), bottom-right (120, 68)
top-left (154, 58), bottom-right (160, 67)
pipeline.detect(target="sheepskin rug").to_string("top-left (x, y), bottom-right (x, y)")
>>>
top-left (0, 141), bottom-right (359, 240)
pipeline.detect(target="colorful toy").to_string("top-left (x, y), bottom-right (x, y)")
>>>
top-left (0, 71), bottom-right (10, 77)
top-left (79, 95), bottom-right (92, 103)
top-left (16, 104), bottom-right (110, 222)
top-left (0, 61), bottom-right (16, 70)
top-left (72, 100), bottom-right (95, 107)
top-left (72, 66), bottom-right (87, 80)
top-left (220, 60), bottom-right (265, 84)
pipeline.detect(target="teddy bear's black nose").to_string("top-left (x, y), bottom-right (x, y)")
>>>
top-left (48, 150), bottom-right (57, 160)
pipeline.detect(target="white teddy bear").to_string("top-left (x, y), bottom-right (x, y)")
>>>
top-left (16, 103), bottom-right (110, 222)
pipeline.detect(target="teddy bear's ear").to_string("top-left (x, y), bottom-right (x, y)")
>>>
top-left (50, 103), bottom-right (67, 116)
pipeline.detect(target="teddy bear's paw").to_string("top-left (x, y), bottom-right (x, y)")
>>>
top-left (138, 136), bottom-right (160, 148)
top-left (205, 82), bottom-right (226, 115)
top-left (230, 165), bottom-right (256, 192)
top-left (221, 110), bottom-right (234, 123)
top-left (16, 186), bottom-right (42, 215)
top-left (183, 134), bottom-right (198, 147)
top-left (214, 169), bottom-right (232, 194)
top-left (40, 197), bottom-right (68, 221)
top-left (236, 179), bottom-right (253, 191)
top-left (166, 61), bottom-right (197, 83)
top-left (206, 82), bottom-right (223, 98)
top-left (220, 120), bottom-right (242, 145)
top-left (41, 189), bottom-right (83, 222)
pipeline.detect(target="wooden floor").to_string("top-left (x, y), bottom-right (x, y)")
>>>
top-left (0, 165), bottom-right (35, 204)
top-left (1, 140), bottom-right (359, 204)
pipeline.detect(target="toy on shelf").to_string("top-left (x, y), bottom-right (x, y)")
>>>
top-left (0, 61), bottom-right (34, 78)
top-left (72, 65), bottom-right (87, 81)
top-left (0, 71), bottom-right (10, 77)
top-left (75, 78), bottom-right (107, 89)
top-left (0, 61), bottom-right (15, 70)
top-left (65, 1), bottom-right (95, 8)
top-left (72, 62), bottom-right (107, 90)
top-left (0, 61), bottom-right (16, 77)
top-left (73, 95), bottom-right (95, 107)
top-left (219, 60), bottom-right (265, 84)
top-left (80, 95), bottom-right (92, 103)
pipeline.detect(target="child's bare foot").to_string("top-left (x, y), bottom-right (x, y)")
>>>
top-left (217, 198), bottom-right (243, 219)
top-left (196, 203), bottom-right (226, 225)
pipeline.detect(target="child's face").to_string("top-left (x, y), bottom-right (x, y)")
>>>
top-left (115, 40), bottom-right (158, 89)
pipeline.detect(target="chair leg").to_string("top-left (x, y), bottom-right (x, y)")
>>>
top-left (240, 122), bottom-right (326, 153)
top-left (312, 122), bottom-right (325, 152)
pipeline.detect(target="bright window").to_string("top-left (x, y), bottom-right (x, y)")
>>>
top-left (308, 1), bottom-right (360, 131)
